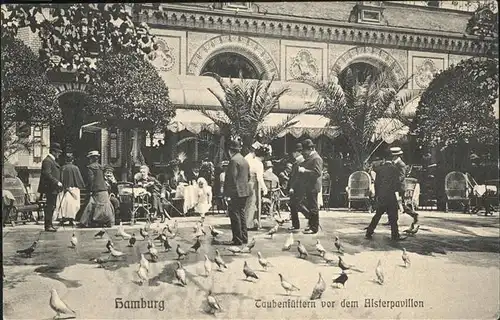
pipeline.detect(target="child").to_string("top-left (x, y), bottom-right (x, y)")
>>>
top-left (194, 177), bottom-right (212, 218)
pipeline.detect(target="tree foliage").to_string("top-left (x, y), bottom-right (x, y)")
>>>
top-left (86, 52), bottom-right (174, 133)
top-left (304, 68), bottom-right (419, 169)
top-left (465, 1), bottom-right (499, 57)
top-left (1, 37), bottom-right (58, 160)
top-left (412, 57), bottom-right (499, 149)
top-left (198, 73), bottom-right (306, 153)
top-left (1, 4), bottom-right (157, 82)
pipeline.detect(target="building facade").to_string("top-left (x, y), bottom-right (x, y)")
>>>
top-left (7, 1), bottom-right (495, 186)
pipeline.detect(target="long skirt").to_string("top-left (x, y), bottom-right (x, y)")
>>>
top-left (244, 175), bottom-right (261, 229)
top-left (54, 188), bottom-right (81, 220)
top-left (79, 191), bottom-right (115, 227)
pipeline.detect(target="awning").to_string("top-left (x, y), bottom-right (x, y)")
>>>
top-left (166, 109), bottom-right (339, 139)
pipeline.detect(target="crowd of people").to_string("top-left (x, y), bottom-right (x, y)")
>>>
top-left (37, 137), bottom-right (420, 242)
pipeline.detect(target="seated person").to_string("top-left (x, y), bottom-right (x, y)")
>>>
top-left (194, 177), bottom-right (212, 218)
top-left (263, 160), bottom-right (280, 188)
top-left (103, 165), bottom-right (120, 223)
top-left (163, 160), bottom-right (188, 198)
top-left (135, 165), bottom-right (162, 218)
top-left (278, 162), bottom-right (293, 192)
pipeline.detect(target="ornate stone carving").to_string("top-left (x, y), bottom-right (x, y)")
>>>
top-left (414, 58), bottom-right (438, 88)
top-left (150, 38), bottom-right (176, 72)
top-left (289, 50), bottom-right (318, 79)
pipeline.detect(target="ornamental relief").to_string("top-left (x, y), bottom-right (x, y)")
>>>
top-left (414, 58), bottom-right (439, 88)
top-left (289, 49), bottom-right (318, 79)
top-left (150, 38), bottom-right (176, 72)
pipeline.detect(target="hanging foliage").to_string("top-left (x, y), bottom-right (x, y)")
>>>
top-left (1, 37), bottom-right (58, 160)
top-left (412, 57), bottom-right (499, 149)
top-left (1, 4), bottom-right (157, 83)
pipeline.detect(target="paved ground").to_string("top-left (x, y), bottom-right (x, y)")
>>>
top-left (3, 209), bottom-right (500, 320)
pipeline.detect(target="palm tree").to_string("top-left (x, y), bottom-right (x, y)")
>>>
top-left (302, 67), bottom-right (420, 170)
top-left (195, 72), bottom-right (310, 156)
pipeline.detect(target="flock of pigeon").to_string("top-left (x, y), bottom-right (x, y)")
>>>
top-left (14, 216), bottom-right (415, 318)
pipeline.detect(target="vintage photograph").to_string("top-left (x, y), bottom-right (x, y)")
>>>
top-left (2, 1), bottom-right (499, 319)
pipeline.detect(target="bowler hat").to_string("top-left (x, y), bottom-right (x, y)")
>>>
top-left (294, 143), bottom-right (303, 152)
top-left (264, 160), bottom-right (273, 169)
top-left (50, 143), bottom-right (62, 153)
top-left (390, 147), bottom-right (403, 156)
top-left (86, 150), bottom-right (100, 158)
top-left (302, 139), bottom-right (315, 150)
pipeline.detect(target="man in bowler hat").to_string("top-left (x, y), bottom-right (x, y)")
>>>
top-left (297, 139), bottom-right (323, 234)
top-left (223, 137), bottom-right (251, 245)
top-left (37, 142), bottom-right (63, 232)
top-left (288, 142), bottom-right (310, 231)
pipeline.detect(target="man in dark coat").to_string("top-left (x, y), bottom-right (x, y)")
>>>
top-left (297, 139), bottom-right (323, 234)
top-left (224, 137), bottom-right (251, 245)
top-left (37, 142), bottom-right (63, 232)
top-left (288, 143), bottom-right (310, 231)
top-left (390, 147), bottom-right (419, 224)
top-left (365, 153), bottom-right (407, 241)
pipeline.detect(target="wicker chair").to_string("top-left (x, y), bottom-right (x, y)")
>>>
top-left (346, 171), bottom-right (372, 211)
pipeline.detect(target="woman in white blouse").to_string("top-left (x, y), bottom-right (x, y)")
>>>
top-left (244, 144), bottom-right (269, 230)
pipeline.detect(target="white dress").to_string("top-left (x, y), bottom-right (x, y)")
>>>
top-left (194, 186), bottom-right (212, 217)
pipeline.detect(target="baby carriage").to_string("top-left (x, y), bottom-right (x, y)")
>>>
top-left (117, 182), bottom-right (152, 225)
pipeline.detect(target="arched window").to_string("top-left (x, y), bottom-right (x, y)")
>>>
top-left (201, 52), bottom-right (260, 79)
top-left (339, 62), bottom-right (381, 88)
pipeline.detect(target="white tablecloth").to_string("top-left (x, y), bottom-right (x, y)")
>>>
top-left (173, 184), bottom-right (198, 214)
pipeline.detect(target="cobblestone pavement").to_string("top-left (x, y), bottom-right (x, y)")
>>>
top-left (3, 210), bottom-right (500, 319)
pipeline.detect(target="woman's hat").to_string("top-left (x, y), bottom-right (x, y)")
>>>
top-left (390, 147), bottom-right (403, 156)
top-left (64, 153), bottom-right (74, 162)
top-left (86, 150), bottom-right (100, 158)
top-left (264, 160), bottom-right (273, 169)
top-left (221, 160), bottom-right (229, 167)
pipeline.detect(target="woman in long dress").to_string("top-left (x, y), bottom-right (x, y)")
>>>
top-left (79, 151), bottom-right (115, 227)
top-left (244, 145), bottom-right (269, 230)
top-left (54, 153), bottom-right (85, 227)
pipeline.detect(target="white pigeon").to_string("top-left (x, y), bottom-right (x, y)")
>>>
top-left (375, 260), bottom-right (384, 284)
top-left (267, 224), bottom-right (279, 238)
top-left (49, 289), bottom-right (76, 319)
top-left (315, 239), bottom-right (326, 257)
top-left (257, 252), bottom-right (273, 270)
top-left (402, 248), bottom-right (411, 267)
top-left (70, 233), bottom-right (78, 248)
top-left (140, 253), bottom-right (149, 271)
top-left (282, 233), bottom-right (294, 251)
top-left (206, 290), bottom-right (222, 314)
top-left (110, 247), bottom-right (125, 258)
top-left (204, 255), bottom-right (212, 277)
top-left (149, 245), bottom-right (158, 260)
top-left (175, 261), bottom-right (187, 286)
top-left (137, 265), bottom-right (149, 285)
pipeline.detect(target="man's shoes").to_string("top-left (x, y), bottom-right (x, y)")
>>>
top-left (303, 230), bottom-right (317, 235)
top-left (44, 226), bottom-right (57, 232)
top-left (391, 236), bottom-right (407, 241)
top-left (365, 233), bottom-right (373, 240)
top-left (288, 226), bottom-right (300, 231)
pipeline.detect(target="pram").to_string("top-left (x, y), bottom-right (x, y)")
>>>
top-left (117, 182), bottom-right (153, 225)
top-left (467, 174), bottom-right (498, 216)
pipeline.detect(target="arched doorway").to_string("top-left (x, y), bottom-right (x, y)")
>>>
top-left (339, 62), bottom-right (381, 87)
top-left (201, 52), bottom-right (260, 79)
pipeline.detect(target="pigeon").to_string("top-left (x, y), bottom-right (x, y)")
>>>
top-left (297, 240), bottom-right (308, 259)
top-left (149, 245), bottom-right (159, 262)
top-left (175, 261), bottom-right (187, 286)
top-left (338, 256), bottom-right (363, 272)
top-left (89, 256), bottom-right (109, 267)
top-left (139, 228), bottom-right (149, 240)
top-left (94, 229), bottom-right (106, 238)
top-left (282, 233), bottom-right (294, 251)
top-left (245, 237), bottom-right (256, 252)
top-left (163, 238), bottom-right (172, 252)
top-left (49, 288), bottom-right (76, 319)
top-left (402, 248), bottom-right (410, 267)
top-left (243, 261), bottom-right (258, 281)
top-left (375, 260), bottom-right (384, 284)
top-left (315, 239), bottom-right (326, 257)
top-left (109, 247), bottom-right (125, 258)
top-left (137, 265), bottom-right (148, 285)
top-left (332, 271), bottom-right (348, 288)
top-left (404, 224), bottom-right (420, 236)
top-left (310, 272), bottom-right (326, 300)
top-left (70, 233), bottom-right (78, 248)
top-left (191, 238), bottom-right (202, 253)
top-left (204, 255), bottom-right (212, 276)
top-left (334, 236), bottom-right (344, 253)
top-left (227, 246), bottom-right (242, 255)
top-left (128, 234), bottom-right (136, 247)
top-left (323, 252), bottom-right (336, 264)
top-left (267, 224), bottom-right (279, 238)
top-left (214, 250), bottom-right (227, 270)
top-left (105, 240), bottom-right (114, 252)
top-left (257, 252), bottom-right (273, 270)
top-left (140, 253), bottom-right (150, 271)
top-left (16, 241), bottom-right (37, 258)
top-left (279, 273), bottom-right (300, 295)
top-left (206, 290), bottom-right (222, 314)
top-left (116, 222), bottom-right (131, 239)
top-left (176, 244), bottom-right (187, 260)
top-left (209, 225), bottom-right (223, 238)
